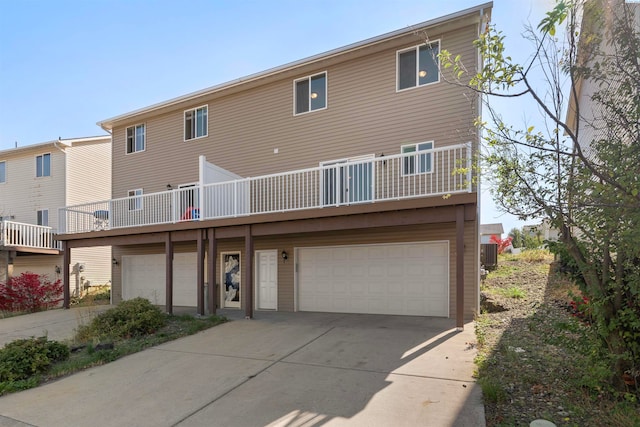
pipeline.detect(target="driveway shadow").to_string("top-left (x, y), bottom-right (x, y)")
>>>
top-left (177, 312), bottom-right (482, 427)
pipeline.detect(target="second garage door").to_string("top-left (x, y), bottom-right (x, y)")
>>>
top-left (297, 242), bottom-right (449, 317)
top-left (122, 253), bottom-right (197, 306)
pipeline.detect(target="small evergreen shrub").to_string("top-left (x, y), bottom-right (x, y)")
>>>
top-left (0, 337), bottom-right (69, 382)
top-left (76, 297), bottom-right (166, 341)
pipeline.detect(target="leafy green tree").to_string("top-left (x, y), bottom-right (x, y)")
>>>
top-left (508, 227), bottom-right (524, 248)
top-left (441, 0), bottom-right (640, 388)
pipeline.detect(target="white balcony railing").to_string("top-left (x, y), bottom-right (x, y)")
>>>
top-left (59, 143), bottom-right (472, 234)
top-left (0, 220), bottom-right (62, 250)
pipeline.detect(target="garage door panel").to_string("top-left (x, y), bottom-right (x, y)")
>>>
top-left (298, 242), bottom-right (448, 317)
top-left (122, 253), bottom-right (197, 307)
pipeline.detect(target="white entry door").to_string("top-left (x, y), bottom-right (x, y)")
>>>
top-left (256, 250), bottom-right (278, 310)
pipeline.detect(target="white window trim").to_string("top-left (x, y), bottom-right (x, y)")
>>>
top-left (35, 153), bottom-right (52, 178)
top-left (128, 188), bottom-right (144, 211)
top-left (396, 40), bottom-right (441, 93)
top-left (37, 209), bottom-right (49, 227)
top-left (0, 161), bottom-right (6, 184)
top-left (401, 141), bottom-right (435, 176)
top-left (293, 71), bottom-right (328, 116)
top-left (125, 123), bottom-right (146, 155)
top-left (183, 104), bottom-right (209, 142)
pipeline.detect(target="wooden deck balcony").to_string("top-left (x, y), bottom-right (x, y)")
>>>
top-left (58, 143), bottom-right (473, 236)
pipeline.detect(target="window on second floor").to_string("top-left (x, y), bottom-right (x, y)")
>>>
top-left (36, 153), bottom-right (51, 177)
top-left (0, 161), bottom-right (5, 183)
top-left (184, 105), bottom-right (208, 141)
top-left (126, 124), bottom-right (146, 154)
top-left (397, 41), bottom-right (440, 91)
top-left (402, 142), bottom-right (434, 176)
top-left (37, 209), bottom-right (49, 227)
top-left (294, 72), bottom-right (327, 115)
top-left (128, 189), bottom-right (143, 211)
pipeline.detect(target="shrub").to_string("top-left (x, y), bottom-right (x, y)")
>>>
top-left (489, 235), bottom-right (513, 254)
top-left (75, 297), bottom-right (166, 341)
top-left (0, 272), bottom-right (63, 313)
top-left (0, 337), bottom-right (69, 382)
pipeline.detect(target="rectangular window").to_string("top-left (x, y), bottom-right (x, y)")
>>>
top-left (128, 189), bottom-right (143, 211)
top-left (184, 105), bottom-right (208, 140)
top-left (397, 41), bottom-right (440, 91)
top-left (37, 209), bottom-right (48, 227)
top-left (402, 142), bottom-right (434, 175)
top-left (126, 124), bottom-right (146, 154)
top-left (294, 72), bottom-right (327, 115)
top-left (0, 161), bottom-right (5, 183)
top-left (36, 153), bottom-right (51, 177)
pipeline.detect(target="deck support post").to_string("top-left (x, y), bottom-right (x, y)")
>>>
top-left (244, 225), bottom-right (253, 319)
top-left (456, 205), bottom-right (465, 330)
top-left (197, 229), bottom-right (206, 316)
top-left (207, 228), bottom-right (217, 315)
top-left (165, 232), bottom-right (173, 314)
top-left (62, 242), bottom-right (71, 309)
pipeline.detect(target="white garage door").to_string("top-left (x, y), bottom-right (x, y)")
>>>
top-left (297, 242), bottom-right (449, 317)
top-left (122, 253), bottom-right (197, 306)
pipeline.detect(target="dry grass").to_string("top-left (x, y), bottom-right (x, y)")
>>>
top-left (476, 251), bottom-right (640, 426)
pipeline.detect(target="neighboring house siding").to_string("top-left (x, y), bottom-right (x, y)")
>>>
top-left (111, 221), bottom-right (478, 320)
top-left (13, 255), bottom-right (63, 280)
top-left (0, 138), bottom-right (112, 291)
top-left (110, 24), bottom-right (479, 197)
top-left (0, 149), bottom-right (65, 228)
top-left (65, 140), bottom-right (113, 288)
top-left (65, 140), bottom-right (111, 206)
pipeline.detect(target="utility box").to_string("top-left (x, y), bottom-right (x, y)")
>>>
top-left (481, 243), bottom-right (499, 271)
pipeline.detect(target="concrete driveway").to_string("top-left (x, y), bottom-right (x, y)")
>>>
top-left (0, 311), bottom-right (484, 427)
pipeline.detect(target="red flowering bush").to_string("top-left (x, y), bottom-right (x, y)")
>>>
top-left (0, 272), bottom-right (63, 312)
top-left (490, 235), bottom-right (513, 254)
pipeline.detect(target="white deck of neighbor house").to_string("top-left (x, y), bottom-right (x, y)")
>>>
top-left (0, 220), bottom-right (61, 253)
top-left (58, 143), bottom-right (472, 235)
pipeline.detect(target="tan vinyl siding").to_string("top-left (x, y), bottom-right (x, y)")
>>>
top-left (0, 149), bottom-right (65, 229)
top-left (111, 24), bottom-right (479, 198)
top-left (111, 222), bottom-right (478, 320)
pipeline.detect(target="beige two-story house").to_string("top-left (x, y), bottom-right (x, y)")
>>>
top-left (0, 136), bottom-right (112, 295)
top-left (57, 3), bottom-right (491, 328)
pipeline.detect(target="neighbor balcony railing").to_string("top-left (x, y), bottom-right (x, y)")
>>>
top-left (59, 143), bottom-right (472, 234)
top-left (0, 220), bottom-right (62, 250)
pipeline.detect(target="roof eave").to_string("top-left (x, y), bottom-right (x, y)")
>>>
top-left (97, 2), bottom-right (493, 131)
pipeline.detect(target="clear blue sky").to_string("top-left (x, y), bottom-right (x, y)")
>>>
top-left (0, 0), bottom-right (555, 233)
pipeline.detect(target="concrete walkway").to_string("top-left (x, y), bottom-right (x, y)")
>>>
top-left (0, 311), bottom-right (484, 427)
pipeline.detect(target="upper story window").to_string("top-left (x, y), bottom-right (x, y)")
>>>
top-left (402, 141), bottom-right (434, 175)
top-left (126, 124), bottom-right (146, 154)
top-left (36, 153), bottom-right (51, 177)
top-left (184, 105), bottom-right (208, 141)
top-left (0, 161), bottom-right (5, 183)
top-left (37, 209), bottom-right (49, 227)
top-left (294, 72), bottom-right (327, 115)
top-left (397, 41), bottom-right (440, 91)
